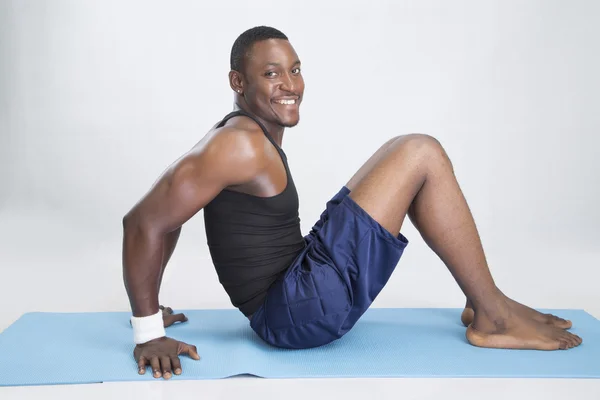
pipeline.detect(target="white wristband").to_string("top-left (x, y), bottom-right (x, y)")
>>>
top-left (130, 310), bottom-right (166, 344)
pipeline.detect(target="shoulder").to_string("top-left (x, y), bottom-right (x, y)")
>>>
top-left (175, 117), bottom-right (269, 186)
top-left (206, 117), bottom-right (269, 169)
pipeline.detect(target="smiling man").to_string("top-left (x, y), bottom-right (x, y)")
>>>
top-left (121, 26), bottom-right (582, 380)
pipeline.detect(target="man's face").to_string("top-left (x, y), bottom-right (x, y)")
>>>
top-left (239, 39), bottom-right (304, 128)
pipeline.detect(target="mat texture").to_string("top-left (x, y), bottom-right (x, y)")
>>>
top-left (0, 308), bottom-right (598, 386)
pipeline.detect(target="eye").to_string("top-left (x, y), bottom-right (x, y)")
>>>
top-left (292, 67), bottom-right (301, 74)
top-left (265, 71), bottom-right (277, 77)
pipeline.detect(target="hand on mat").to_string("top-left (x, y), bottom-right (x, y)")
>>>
top-left (159, 305), bottom-right (188, 328)
top-left (134, 337), bottom-right (200, 379)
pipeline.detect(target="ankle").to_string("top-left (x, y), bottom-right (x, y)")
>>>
top-left (470, 288), bottom-right (505, 312)
top-left (471, 291), bottom-right (511, 328)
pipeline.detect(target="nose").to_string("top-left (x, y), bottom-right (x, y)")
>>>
top-left (280, 73), bottom-right (296, 93)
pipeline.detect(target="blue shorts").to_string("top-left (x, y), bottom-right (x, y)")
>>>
top-left (250, 186), bottom-right (409, 349)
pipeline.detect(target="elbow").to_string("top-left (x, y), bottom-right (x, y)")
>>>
top-left (122, 211), bottom-right (162, 237)
top-left (122, 210), bottom-right (144, 232)
top-left (122, 214), bottom-right (148, 241)
top-left (122, 212), bottom-right (135, 229)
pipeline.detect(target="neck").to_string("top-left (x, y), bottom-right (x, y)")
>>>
top-left (232, 102), bottom-right (285, 147)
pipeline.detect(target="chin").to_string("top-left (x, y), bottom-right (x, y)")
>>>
top-left (279, 117), bottom-right (300, 128)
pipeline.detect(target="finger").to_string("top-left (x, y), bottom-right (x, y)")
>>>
top-left (180, 343), bottom-right (200, 360)
top-left (137, 356), bottom-right (147, 375)
top-left (164, 313), bottom-right (188, 328)
top-left (171, 313), bottom-right (188, 323)
top-left (161, 356), bottom-right (172, 379)
top-left (171, 356), bottom-right (182, 375)
top-left (150, 357), bottom-right (162, 378)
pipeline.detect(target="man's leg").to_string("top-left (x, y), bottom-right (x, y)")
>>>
top-left (348, 135), bottom-right (572, 330)
top-left (346, 134), bottom-right (581, 350)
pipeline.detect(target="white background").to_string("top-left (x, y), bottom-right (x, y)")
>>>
top-left (1, 0), bottom-right (599, 398)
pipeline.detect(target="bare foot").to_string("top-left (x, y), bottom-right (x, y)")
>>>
top-left (465, 297), bottom-right (582, 350)
top-left (461, 298), bottom-right (572, 329)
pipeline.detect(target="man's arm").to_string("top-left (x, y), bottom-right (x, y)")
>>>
top-left (122, 130), bottom-right (266, 318)
top-left (158, 226), bottom-right (181, 291)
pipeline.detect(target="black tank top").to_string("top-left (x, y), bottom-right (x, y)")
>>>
top-left (203, 110), bottom-right (306, 317)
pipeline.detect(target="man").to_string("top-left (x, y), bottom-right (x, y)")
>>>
top-left (122, 26), bottom-right (582, 380)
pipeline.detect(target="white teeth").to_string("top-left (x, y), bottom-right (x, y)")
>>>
top-left (275, 99), bottom-right (296, 105)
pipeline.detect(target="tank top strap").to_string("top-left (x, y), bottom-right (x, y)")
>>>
top-left (217, 109), bottom-right (289, 163)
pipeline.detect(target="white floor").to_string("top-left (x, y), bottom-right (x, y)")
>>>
top-left (1, 208), bottom-right (599, 400)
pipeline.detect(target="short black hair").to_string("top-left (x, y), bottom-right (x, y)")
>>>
top-left (230, 26), bottom-right (288, 72)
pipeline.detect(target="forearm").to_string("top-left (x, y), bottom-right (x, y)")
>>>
top-left (122, 219), bottom-right (165, 317)
top-left (158, 227), bottom-right (181, 290)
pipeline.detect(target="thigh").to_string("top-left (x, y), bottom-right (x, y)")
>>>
top-left (345, 136), bottom-right (399, 191)
top-left (347, 134), bottom-right (445, 236)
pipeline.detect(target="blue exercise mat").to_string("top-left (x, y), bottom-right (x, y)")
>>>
top-left (0, 308), bottom-right (598, 386)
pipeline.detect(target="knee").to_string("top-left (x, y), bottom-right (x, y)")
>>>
top-left (391, 134), bottom-right (452, 167)
top-left (392, 133), bottom-right (444, 153)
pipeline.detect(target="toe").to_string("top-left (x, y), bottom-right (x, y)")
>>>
top-left (550, 314), bottom-right (572, 329)
top-left (557, 331), bottom-right (574, 348)
top-left (558, 339), bottom-right (568, 350)
top-left (563, 332), bottom-right (579, 348)
top-left (560, 331), bottom-right (573, 341)
top-left (558, 334), bottom-right (570, 348)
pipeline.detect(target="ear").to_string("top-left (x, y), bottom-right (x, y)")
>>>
top-left (229, 70), bottom-right (244, 95)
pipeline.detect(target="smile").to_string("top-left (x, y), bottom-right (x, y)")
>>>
top-left (273, 99), bottom-right (297, 105)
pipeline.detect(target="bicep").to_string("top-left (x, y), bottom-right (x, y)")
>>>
top-left (126, 158), bottom-right (223, 234)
